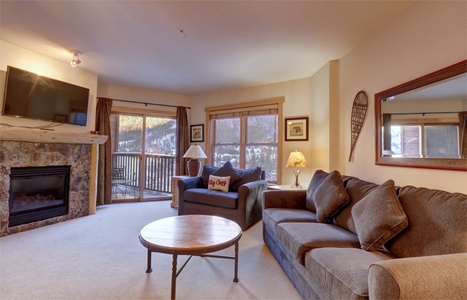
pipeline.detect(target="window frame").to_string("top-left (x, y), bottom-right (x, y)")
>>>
top-left (386, 121), bottom-right (461, 158)
top-left (205, 98), bottom-right (284, 184)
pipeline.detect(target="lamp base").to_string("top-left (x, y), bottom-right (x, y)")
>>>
top-left (187, 159), bottom-right (201, 177)
top-left (290, 169), bottom-right (303, 188)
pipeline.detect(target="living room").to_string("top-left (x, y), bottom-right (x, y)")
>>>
top-left (1, 1), bottom-right (466, 196)
top-left (0, 1), bottom-right (466, 299)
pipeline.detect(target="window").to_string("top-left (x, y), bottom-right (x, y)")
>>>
top-left (208, 100), bottom-right (283, 183)
top-left (385, 124), bottom-right (460, 158)
top-left (110, 109), bottom-right (176, 201)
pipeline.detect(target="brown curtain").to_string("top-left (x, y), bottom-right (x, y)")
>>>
top-left (459, 111), bottom-right (467, 158)
top-left (382, 113), bottom-right (392, 151)
top-left (176, 107), bottom-right (189, 175)
top-left (95, 97), bottom-right (113, 206)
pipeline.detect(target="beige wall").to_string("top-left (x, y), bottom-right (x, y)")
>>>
top-left (339, 1), bottom-right (467, 193)
top-left (0, 40), bottom-right (98, 133)
top-left (191, 74), bottom-right (330, 186)
top-left (190, 1), bottom-right (467, 192)
top-left (97, 83), bottom-right (190, 115)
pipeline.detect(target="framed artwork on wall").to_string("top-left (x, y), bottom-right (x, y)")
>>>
top-left (190, 124), bottom-right (204, 142)
top-left (285, 117), bottom-right (309, 141)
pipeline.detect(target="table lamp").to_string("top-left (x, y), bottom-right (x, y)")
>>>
top-left (285, 150), bottom-right (309, 188)
top-left (183, 145), bottom-right (207, 176)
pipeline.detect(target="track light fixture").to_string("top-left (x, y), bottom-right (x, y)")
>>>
top-left (70, 50), bottom-right (82, 67)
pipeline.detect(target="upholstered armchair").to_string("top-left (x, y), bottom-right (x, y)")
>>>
top-left (177, 161), bottom-right (267, 230)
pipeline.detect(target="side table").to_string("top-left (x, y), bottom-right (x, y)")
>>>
top-left (267, 184), bottom-right (307, 191)
top-left (171, 175), bottom-right (191, 208)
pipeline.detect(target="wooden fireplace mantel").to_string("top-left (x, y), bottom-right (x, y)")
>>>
top-left (0, 125), bottom-right (108, 145)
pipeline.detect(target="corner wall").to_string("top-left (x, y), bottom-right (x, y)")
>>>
top-left (190, 74), bottom-right (333, 185)
top-left (339, 1), bottom-right (467, 193)
top-left (0, 40), bottom-right (98, 133)
top-left (97, 83), bottom-right (190, 111)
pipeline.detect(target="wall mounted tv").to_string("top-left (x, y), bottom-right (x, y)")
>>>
top-left (2, 66), bottom-right (90, 126)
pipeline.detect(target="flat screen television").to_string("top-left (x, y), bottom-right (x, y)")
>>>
top-left (2, 66), bottom-right (90, 126)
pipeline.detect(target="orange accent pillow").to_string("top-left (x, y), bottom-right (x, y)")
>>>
top-left (207, 175), bottom-right (231, 192)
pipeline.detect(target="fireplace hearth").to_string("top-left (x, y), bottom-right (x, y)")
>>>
top-left (1, 141), bottom-right (93, 236)
top-left (8, 166), bottom-right (71, 227)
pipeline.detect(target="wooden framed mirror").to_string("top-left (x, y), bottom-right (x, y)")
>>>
top-left (375, 60), bottom-right (467, 171)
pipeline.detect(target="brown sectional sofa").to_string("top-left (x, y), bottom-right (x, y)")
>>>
top-left (262, 170), bottom-right (467, 299)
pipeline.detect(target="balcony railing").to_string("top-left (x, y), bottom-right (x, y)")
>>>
top-left (112, 152), bottom-right (176, 194)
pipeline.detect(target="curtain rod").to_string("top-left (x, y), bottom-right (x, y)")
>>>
top-left (101, 97), bottom-right (191, 109)
top-left (383, 111), bottom-right (459, 116)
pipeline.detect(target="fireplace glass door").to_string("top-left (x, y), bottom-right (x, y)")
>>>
top-left (9, 165), bottom-right (70, 227)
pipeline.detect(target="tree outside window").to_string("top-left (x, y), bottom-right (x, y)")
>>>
top-left (212, 113), bottom-right (278, 182)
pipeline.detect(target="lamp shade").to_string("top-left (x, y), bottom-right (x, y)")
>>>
top-left (183, 145), bottom-right (207, 176)
top-left (183, 145), bottom-right (207, 159)
top-left (285, 151), bottom-right (309, 168)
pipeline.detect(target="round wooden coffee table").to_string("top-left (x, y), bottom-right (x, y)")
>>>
top-left (139, 215), bottom-right (242, 299)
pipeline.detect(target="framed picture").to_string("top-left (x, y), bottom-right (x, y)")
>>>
top-left (190, 124), bottom-right (204, 142)
top-left (285, 117), bottom-right (309, 141)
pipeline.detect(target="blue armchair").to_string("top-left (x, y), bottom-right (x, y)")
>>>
top-left (177, 162), bottom-right (267, 230)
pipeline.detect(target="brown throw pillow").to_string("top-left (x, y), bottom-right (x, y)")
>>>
top-left (351, 179), bottom-right (408, 251)
top-left (306, 169), bottom-right (329, 212)
top-left (313, 170), bottom-right (350, 223)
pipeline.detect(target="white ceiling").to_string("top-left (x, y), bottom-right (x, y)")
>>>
top-left (0, 1), bottom-right (414, 96)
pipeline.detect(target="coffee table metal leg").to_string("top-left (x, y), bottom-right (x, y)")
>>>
top-left (171, 254), bottom-right (177, 300)
top-left (146, 249), bottom-right (152, 273)
top-left (233, 242), bottom-right (239, 282)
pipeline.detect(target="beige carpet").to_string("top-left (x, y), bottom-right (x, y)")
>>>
top-left (0, 201), bottom-right (300, 300)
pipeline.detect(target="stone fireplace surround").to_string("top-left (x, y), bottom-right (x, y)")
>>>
top-left (0, 126), bottom-right (107, 236)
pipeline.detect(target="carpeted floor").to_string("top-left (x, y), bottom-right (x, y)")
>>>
top-left (0, 201), bottom-right (300, 300)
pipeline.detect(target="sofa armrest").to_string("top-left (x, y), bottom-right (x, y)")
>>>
top-left (177, 176), bottom-right (203, 191)
top-left (237, 180), bottom-right (268, 229)
top-left (238, 180), bottom-right (268, 197)
top-left (368, 253), bottom-right (467, 300)
top-left (262, 190), bottom-right (307, 209)
top-left (177, 176), bottom-right (203, 214)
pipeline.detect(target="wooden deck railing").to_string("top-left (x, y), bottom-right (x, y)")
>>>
top-left (112, 153), bottom-right (176, 193)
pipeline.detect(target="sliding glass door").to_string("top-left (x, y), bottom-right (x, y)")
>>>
top-left (110, 114), bottom-right (176, 202)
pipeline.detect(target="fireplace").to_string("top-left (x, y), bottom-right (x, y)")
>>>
top-left (8, 166), bottom-right (71, 227)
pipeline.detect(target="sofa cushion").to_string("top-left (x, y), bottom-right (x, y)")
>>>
top-left (207, 175), bottom-right (230, 192)
top-left (313, 170), bottom-right (350, 223)
top-left (305, 248), bottom-right (395, 299)
top-left (386, 186), bottom-right (467, 257)
top-left (351, 180), bottom-right (408, 251)
top-left (305, 169), bottom-right (329, 212)
top-left (212, 161), bottom-right (241, 187)
top-left (276, 222), bottom-right (360, 265)
top-left (202, 165), bottom-right (219, 188)
top-left (183, 188), bottom-right (238, 209)
top-left (230, 166), bottom-right (262, 192)
top-left (263, 208), bottom-right (317, 235)
top-left (335, 177), bottom-right (379, 234)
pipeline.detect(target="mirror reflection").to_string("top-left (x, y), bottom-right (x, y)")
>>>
top-left (381, 73), bottom-right (466, 158)
top-left (375, 60), bottom-right (467, 171)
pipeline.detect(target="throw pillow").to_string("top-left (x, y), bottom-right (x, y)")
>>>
top-left (351, 179), bottom-right (408, 251)
top-left (306, 169), bottom-right (329, 212)
top-left (202, 165), bottom-right (219, 188)
top-left (230, 167), bottom-right (262, 192)
top-left (313, 170), bottom-right (350, 223)
top-left (207, 175), bottom-right (230, 192)
top-left (212, 161), bottom-right (241, 188)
